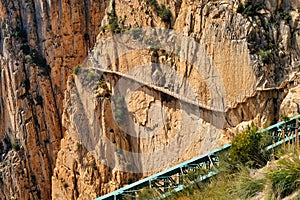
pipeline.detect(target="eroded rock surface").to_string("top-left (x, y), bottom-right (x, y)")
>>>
top-left (0, 0), bottom-right (299, 199)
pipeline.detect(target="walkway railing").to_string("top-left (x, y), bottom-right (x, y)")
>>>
top-left (95, 115), bottom-right (300, 200)
top-left (84, 54), bottom-right (225, 113)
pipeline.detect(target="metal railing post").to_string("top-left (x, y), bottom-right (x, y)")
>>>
top-left (282, 124), bottom-right (286, 149)
top-left (296, 118), bottom-right (299, 151)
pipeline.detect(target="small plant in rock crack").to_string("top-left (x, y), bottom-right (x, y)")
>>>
top-left (146, 0), bottom-right (172, 23)
top-left (258, 49), bottom-right (272, 64)
top-left (12, 139), bottom-right (20, 151)
top-left (74, 65), bottom-right (81, 75)
top-left (62, 181), bottom-right (68, 188)
top-left (90, 161), bottom-right (97, 170)
top-left (237, 1), bottom-right (264, 17)
top-left (107, 8), bottom-right (120, 33)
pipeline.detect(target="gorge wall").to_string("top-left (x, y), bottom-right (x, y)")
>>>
top-left (0, 0), bottom-right (299, 199)
top-left (0, 0), bottom-right (106, 199)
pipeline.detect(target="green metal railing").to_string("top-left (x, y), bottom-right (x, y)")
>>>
top-left (96, 115), bottom-right (300, 200)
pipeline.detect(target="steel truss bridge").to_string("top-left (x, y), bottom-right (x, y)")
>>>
top-left (96, 115), bottom-right (300, 200)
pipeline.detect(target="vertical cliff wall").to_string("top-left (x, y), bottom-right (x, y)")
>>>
top-left (0, 0), bottom-right (106, 199)
top-left (53, 0), bottom-right (299, 199)
top-left (0, 0), bottom-right (299, 199)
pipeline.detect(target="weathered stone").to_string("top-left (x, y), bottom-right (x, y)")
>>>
top-left (0, 0), bottom-right (299, 199)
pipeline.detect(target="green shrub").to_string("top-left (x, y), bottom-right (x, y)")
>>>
top-left (237, 3), bottom-right (245, 13)
top-left (109, 20), bottom-right (119, 32)
top-left (237, 1), bottom-right (263, 16)
top-left (280, 11), bottom-right (292, 21)
top-left (146, 0), bottom-right (159, 10)
top-left (158, 5), bottom-right (172, 23)
top-left (107, 9), bottom-right (120, 33)
top-left (62, 181), bottom-right (68, 188)
top-left (12, 139), bottom-right (20, 151)
top-left (229, 124), bottom-right (270, 168)
top-left (243, 3), bottom-right (255, 16)
top-left (74, 65), bottom-right (81, 75)
top-left (146, 0), bottom-right (172, 23)
top-left (90, 161), bottom-right (97, 170)
top-left (258, 49), bottom-right (272, 64)
top-left (266, 154), bottom-right (300, 198)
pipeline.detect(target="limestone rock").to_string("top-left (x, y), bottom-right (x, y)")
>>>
top-left (0, 0), bottom-right (299, 199)
top-left (280, 85), bottom-right (300, 117)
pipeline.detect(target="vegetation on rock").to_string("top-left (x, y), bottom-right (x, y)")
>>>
top-left (146, 0), bottom-right (172, 23)
top-left (74, 65), bottom-right (81, 75)
top-left (139, 125), bottom-right (300, 199)
top-left (12, 139), bottom-right (20, 151)
top-left (266, 153), bottom-right (300, 198)
top-left (107, 9), bottom-right (120, 33)
top-left (237, 1), bottom-right (263, 16)
top-left (258, 49), bottom-right (272, 64)
top-left (228, 124), bottom-right (271, 168)
top-left (62, 181), bottom-right (68, 188)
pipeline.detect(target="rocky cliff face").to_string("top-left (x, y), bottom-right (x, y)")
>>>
top-left (0, 0), bottom-right (106, 199)
top-left (0, 0), bottom-right (299, 199)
